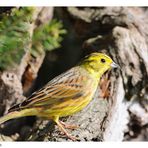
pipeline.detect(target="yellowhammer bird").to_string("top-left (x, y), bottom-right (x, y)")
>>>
top-left (0, 52), bottom-right (118, 140)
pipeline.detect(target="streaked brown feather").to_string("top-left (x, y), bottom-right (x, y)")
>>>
top-left (8, 67), bottom-right (92, 112)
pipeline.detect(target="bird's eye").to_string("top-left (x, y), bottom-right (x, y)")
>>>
top-left (101, 58), bottom-right (106, 63)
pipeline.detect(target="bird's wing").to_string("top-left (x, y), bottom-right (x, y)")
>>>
top-left (9, 68), bottom-right (87, 112)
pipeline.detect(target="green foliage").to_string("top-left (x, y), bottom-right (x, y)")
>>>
top-left (0, 7), bottom-right (34, 70)
top-left (31, 19), bottom-right (66, 57)
top-left (0, 7), bottom-right (66, 70)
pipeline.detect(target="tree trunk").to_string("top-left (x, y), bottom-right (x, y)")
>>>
top-left (0, 7), bottom-right (147, 141)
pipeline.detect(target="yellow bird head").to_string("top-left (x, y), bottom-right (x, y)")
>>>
top-left (80, 52), bottom-right (118, 79)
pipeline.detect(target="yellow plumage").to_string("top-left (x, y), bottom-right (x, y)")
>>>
top-left (0, 52), bottom-right (118, 140)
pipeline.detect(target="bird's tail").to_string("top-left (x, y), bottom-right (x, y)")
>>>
top-left (0, 111), bottom-right (22, 124)
top-left (0, 109), bottom-right (36, 124)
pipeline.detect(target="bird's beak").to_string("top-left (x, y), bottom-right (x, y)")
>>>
top-left (111, 62), bottom-right (119, 68)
